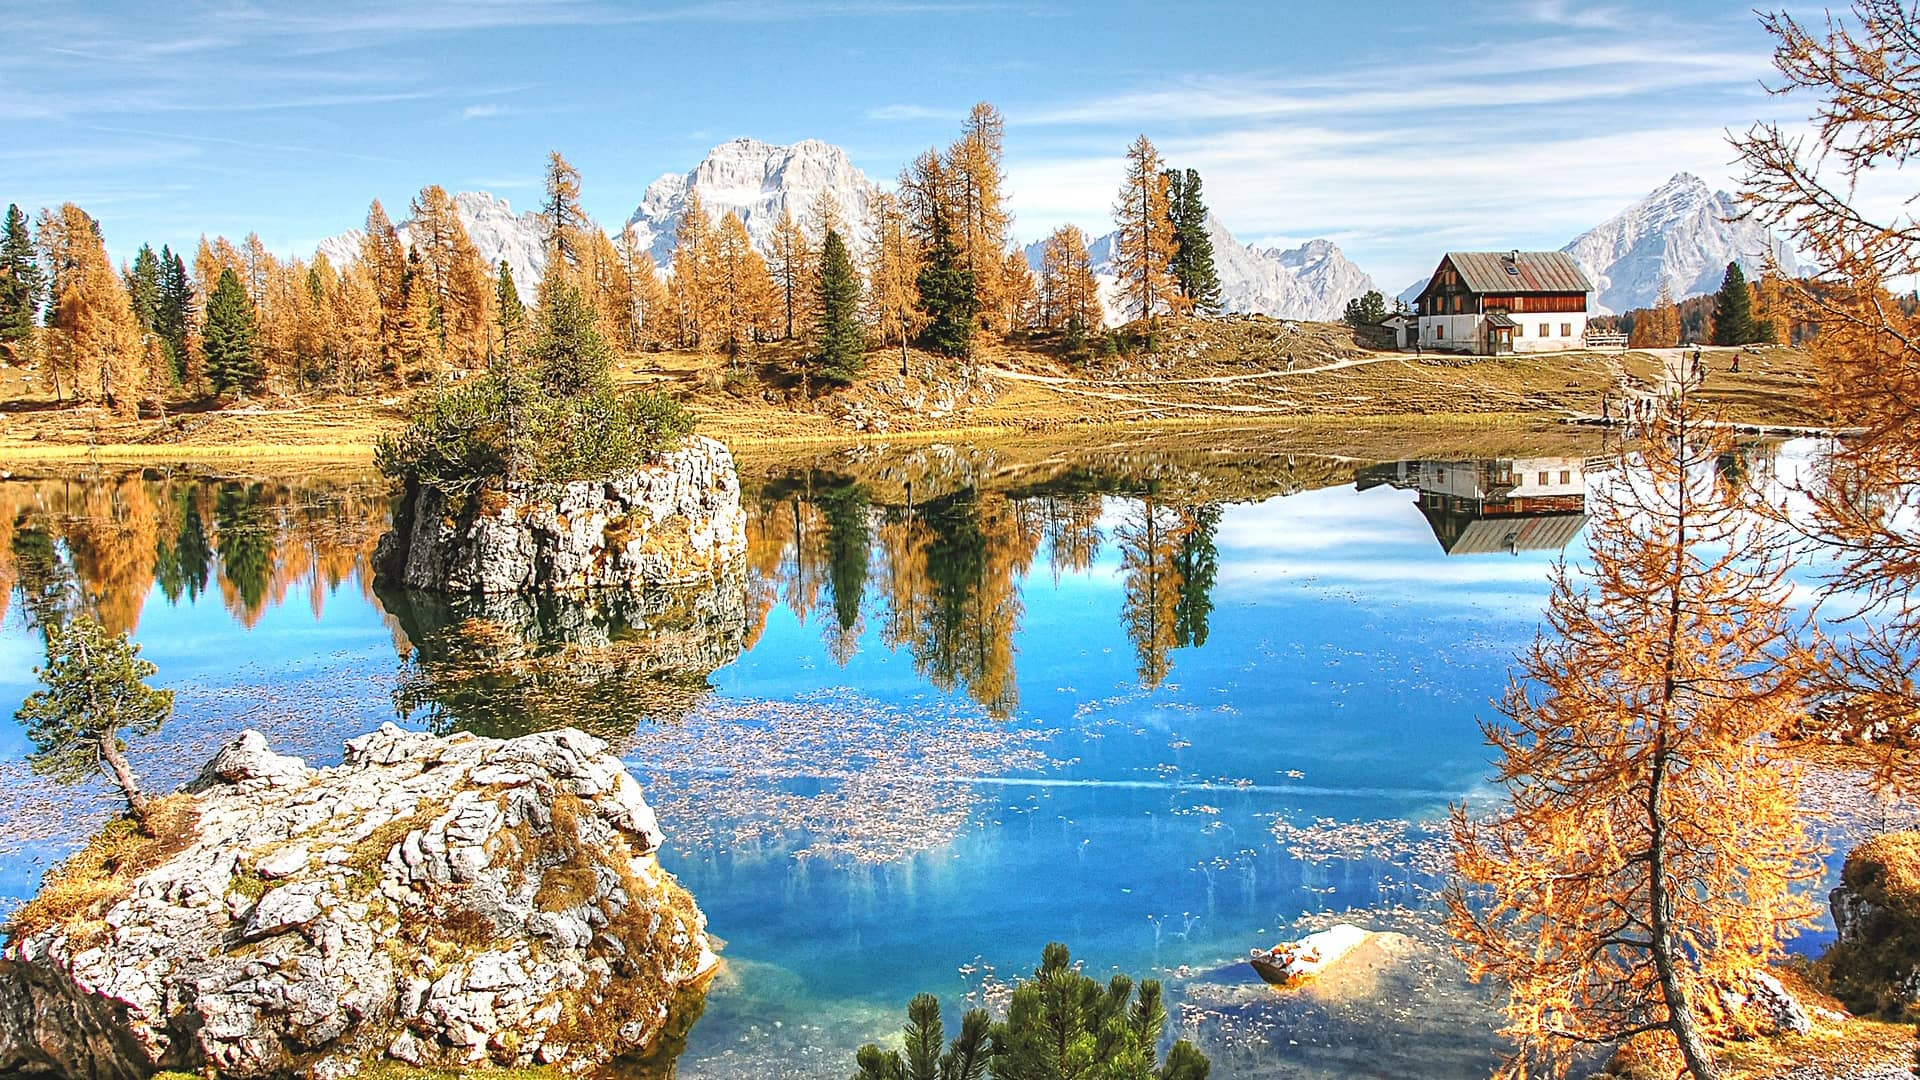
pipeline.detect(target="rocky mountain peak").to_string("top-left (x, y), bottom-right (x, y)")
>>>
top-left (626, 137), bottom-right (883, 264)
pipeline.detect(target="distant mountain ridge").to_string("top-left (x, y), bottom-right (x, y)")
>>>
top-left (623, 137), bottom-right (882, 265)
top-left (316, 192), bottom-right (548, 297)
top-left (1562, 172), bottom-right (1796, 313)
top-left (1026, 216), bottom-right (1380, 325)
top-left (1396, 173), bottom-right (1797, 314)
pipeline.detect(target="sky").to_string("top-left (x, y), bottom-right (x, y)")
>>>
top-left (4, 0), bottom-right (1820, 291)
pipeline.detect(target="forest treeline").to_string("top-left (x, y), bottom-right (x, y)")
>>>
top-left (0, 104), bottom-right (1230, 417)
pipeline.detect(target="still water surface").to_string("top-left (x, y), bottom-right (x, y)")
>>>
top-left (0, 439), bottom-right (1852, 1078)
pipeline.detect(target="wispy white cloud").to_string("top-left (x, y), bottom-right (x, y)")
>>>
top-left (460, 103), bottom-right (524, 120)
top-left (865, 103), bottom-right (959, 122)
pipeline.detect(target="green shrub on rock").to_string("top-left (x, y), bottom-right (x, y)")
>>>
top-left (374, 281), bottom-right (694, 504)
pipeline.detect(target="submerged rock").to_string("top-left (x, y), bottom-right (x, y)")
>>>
top-left (376, 435), bottom-right (748, 594)
top-left (0, 725), bottom-right (715, 1078)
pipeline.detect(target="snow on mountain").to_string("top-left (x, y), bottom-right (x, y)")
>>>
top-left (624, 137), bottom-right (883, 265)
top-left (1561, 172), bottom-right (1796, 314)
top-left (314, 192), bottom-right (548, 296)
top-left (1396, 174), bottom-right (1798, 314)
top-left (1031, 215), bottom-right (1378, 325)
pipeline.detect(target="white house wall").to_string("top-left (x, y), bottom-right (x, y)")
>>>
top-left (1509, 312), bottom-right (1590, 354)
top-left (1418, 314), bottom-right (1482, 352)
top-left (1418, 309), bottom-right (1590, 354)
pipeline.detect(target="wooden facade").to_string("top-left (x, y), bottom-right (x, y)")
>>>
top-left (1414, 251), bottom-right (1594, 356)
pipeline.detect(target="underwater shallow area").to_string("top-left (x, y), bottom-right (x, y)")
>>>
top-left (0, 438), bottom-right (1884, 1078)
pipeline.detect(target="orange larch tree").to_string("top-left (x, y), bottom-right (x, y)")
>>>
top-left (1449, 387), bottom-right (1822, 1080)
top-left (1732, 0), bottom-right (1920, 787)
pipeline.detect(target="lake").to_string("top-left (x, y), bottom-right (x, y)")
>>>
top-left (0, 434), bottom-right (1881, 1078)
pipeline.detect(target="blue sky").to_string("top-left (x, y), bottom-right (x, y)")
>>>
top-left (5, 0), bottom-right (1804, 290)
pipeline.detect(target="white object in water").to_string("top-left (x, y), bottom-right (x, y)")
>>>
top-left (1248, 923), bottom-right (1372, 985)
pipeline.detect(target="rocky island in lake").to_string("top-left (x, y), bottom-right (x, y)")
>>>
top-left (0, 725), bottom-right (714, 1078)
top-left (375, 434), bottom-right (748, 595)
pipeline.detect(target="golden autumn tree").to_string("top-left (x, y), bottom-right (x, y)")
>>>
top-left (360, 200), bottom-right (407, 377)
top-left (1630, 280), bottom-right (1680, 349)
top-left (614, 225), bottom-right (670, 349)
top-left (1733, 0), bottom-right (1920, 786)
top-left (330, 260), bottom-right (382, 391)
top-left (948, 102), bottom-right (1012, 330)
top-left (542, 151), bottom-right (586, 269)
top-left (409, 185), bottom-right (494, 366)
top-left (865, 191), bottom-right (924, 372)
top-left (712, 211), bottom-right (777, 360)
top-left (40, 204), bottom-right (145, 414)
top-left (1111, 135), bottom-right (1178, 323)
top-left (1000, 248), bottom-right (1037, 333)
top-left (671, 191), bottom-right (722, 350)
top-left (393, 253), bottom-right (441, 383)
top-left (1040, 224), bottom-right (1104, 334)
top-left (768, 206), bottom-right (812, 341)
top-left (1448, 388), bottom-right (1821, 1080)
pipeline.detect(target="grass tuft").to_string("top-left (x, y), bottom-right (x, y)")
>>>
top-left (4, 795), bottom-right (199, 947)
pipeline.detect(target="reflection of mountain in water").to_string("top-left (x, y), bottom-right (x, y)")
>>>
top-left (1358, 458), bottom-right (1592, 557)
top-left (381, 563), bottom-right (749, 742)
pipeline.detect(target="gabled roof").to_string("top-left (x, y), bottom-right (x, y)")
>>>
top-left (1439, 251), bottom-right (1592, 295)
top-left (1421, 506), bottom-right (1590, 556)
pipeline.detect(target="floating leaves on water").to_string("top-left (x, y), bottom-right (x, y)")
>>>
top-left (1270, 815), bottom-right (1456, 879)
top-left (630, 690), bottom-right (1058, 866)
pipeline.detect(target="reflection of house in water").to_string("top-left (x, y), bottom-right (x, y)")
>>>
top-left (1357, 457), bottom-right (1593, 556)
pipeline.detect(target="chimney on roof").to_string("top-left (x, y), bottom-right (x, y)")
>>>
top-left (1507, 249), bottom-right (1519, 262)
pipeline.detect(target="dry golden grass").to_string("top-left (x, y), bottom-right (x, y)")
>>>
top-left (0, 320), bottom-right (1827, 466)
top-left (4, 794), bottom-right (199, 946)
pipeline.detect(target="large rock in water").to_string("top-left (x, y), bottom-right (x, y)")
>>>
top-left (0, 726), bottom-right (715, 1079)
top-left (376, 435), bottom-right (748, 594)
top-left (1827, 831), bottom-right (1920, 1015)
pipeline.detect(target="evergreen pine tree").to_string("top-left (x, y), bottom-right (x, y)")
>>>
top-left (156, 246), bottom-right (192, 382)
top-left (814, 230), bottom-right (865, 385)
top-left (1710, 261), bottom-right (1757, 346)
top-left (527, 280), bottom-right (612, 397)
top-left (125, 245), bottom-right (162, 335)
top-left (1166, 168), bottom-right (1222, 315)
top-left (495, 261), bottom-right (525, 362)
top-left (202, 267), bottom-right (261, 395)
top-left (15, 615), bottom-right (173, 834)
top-left (915, 238), bottom-right (977, 358)
top-left (1343, 290), bottom-right (1389, 327)
top-left (0, 203), bottom-right (44, 366)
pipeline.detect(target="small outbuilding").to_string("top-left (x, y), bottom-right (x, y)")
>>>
top-left (1415, 251), bottom-right (1593, 356)
top-left (1379, 312), bottom-right (1418, 350)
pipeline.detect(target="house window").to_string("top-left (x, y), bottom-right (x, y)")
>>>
top-left (1538, 323), bottom-right (1550, 338)
top-left (1436, 325), bottom-right (1445, 340)
top-left (1538, 471), bottom-right (1549, 486)
top-left (1560, 470), bottom-right (1572, 485)
top-left (1561, 322), bottom-right (1572, 337)
top-left (1515, 323), bottom-right (1523, 336)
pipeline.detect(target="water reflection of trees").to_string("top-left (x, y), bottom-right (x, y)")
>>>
top-left (0, 471), bottom-right (386, 638)
top-left (382, 570), bottom-right (749, 743)
top-left (744, 471), bottom-right (1225, 709)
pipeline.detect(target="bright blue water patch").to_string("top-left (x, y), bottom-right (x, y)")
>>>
top-left (0, 444), bottom-right (1885, 1079)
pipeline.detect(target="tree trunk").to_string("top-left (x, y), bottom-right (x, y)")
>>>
top-left (98, 731), bottom-right (153, 834)
top-left (1647, 391), bottom-right (1719, 1080)
top-left (1647, 733), bottom-right (1719, 1080)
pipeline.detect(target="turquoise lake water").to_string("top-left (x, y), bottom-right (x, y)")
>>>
top-left (0, 440), bottom-right (1869, 1078)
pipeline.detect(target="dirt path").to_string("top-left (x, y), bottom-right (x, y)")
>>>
top-left (983, 349), bottom-right (1401, 388)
